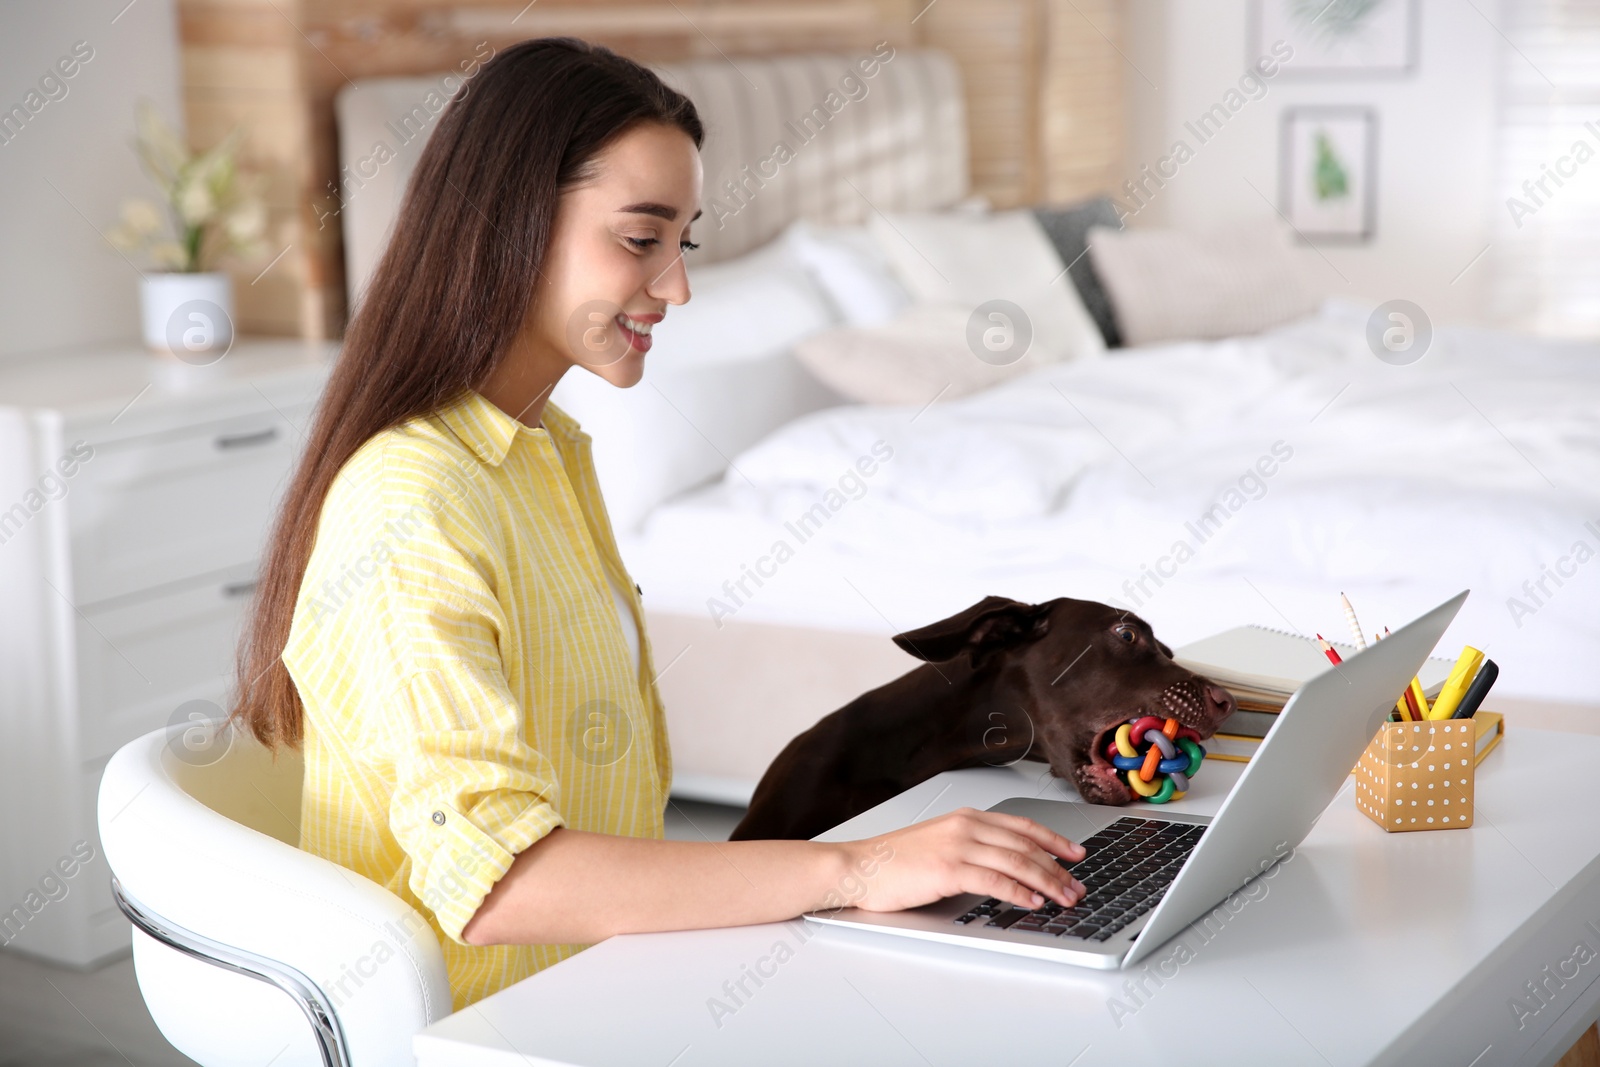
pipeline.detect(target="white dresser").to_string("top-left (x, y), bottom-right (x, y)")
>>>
top-left (0, 340), bottom-right (333, 967)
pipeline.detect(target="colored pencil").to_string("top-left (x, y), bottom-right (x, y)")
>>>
top-left (1315, 633), bottom-right (1343, 666)
top-left (1340, 593), bottom-right (1368, 650)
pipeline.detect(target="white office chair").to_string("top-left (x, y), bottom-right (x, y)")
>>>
top-left (98, 722), bottom-right (453, 1066)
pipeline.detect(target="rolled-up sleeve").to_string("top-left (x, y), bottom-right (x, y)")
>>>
top-left (386, 659), bottom-right (567, 944)
top-left (339, 448), bottom-right (572, 946)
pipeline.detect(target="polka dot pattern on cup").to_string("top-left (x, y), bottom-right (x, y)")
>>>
top-left (1354, 720), bottom-right (1475, 833)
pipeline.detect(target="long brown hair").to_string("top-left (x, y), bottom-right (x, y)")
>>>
top-left (234, 37), bottom-right (703, 748)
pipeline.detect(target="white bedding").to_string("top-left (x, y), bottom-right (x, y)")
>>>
top-left (619, 299), bottom-right (1600, 704)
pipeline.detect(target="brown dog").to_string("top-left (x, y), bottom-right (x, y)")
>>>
top-left (729, 596), bottom-right (1236, 841)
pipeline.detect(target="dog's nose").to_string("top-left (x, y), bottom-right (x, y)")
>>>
top-left (1204, 684), bottom-right (1236, 721)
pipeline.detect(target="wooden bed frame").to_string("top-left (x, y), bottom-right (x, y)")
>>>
top-left (177, 0), bottom-right (1127, 337)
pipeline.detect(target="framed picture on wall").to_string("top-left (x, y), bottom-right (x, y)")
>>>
top-left (1252, 0), bottom-right (1419, 77)
top-left (1279, 107), bottom-right (1377, 242)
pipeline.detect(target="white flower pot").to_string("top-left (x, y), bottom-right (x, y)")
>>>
top-left (140, 272), bottom-right (235, 364)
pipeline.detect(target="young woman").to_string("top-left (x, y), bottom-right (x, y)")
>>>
top-left (233, 37), bottom-right (1084, 1009)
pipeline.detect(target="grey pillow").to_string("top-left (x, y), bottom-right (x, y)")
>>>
top-left (1032, 197), bottom-right (1125, 349)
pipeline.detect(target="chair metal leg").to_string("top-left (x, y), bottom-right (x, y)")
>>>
top-left (112, 877), bottom-right (353, 1067)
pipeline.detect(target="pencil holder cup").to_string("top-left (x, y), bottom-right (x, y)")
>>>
top-left (1354, 719), bottom-right (1476, 832)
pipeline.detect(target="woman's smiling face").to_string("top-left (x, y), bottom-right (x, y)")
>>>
top-left (528, 120), bottom-right (703, 389)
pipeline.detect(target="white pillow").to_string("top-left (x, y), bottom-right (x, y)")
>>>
top-left (793, 301), bottom-right (1049, 406)
top-left (551, 353), bottom-right (845, 535)
top-left (784, 220), bottom-right (910, 328)
top-left (646, 235), bottom-right (838, 368)
top-left (1086, 225), bottom-right (1322, 346)
top-left (865, 208), bottom-right (1106, 363)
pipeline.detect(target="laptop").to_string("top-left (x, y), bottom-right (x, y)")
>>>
top-left (804, 590), bottom-right (1468, 969)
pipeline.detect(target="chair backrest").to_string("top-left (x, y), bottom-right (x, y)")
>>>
top-left (99, 724), bottom-right (452, 1067)
top-left (168, 722), bottom-right (303, 844)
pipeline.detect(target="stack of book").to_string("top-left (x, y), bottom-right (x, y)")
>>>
top-left (1171, 625), bottom-right (1502, 763)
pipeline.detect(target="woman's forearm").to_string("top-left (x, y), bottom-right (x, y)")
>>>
top-left (461, 807), bottom-right (1090, 948)
top-left (460, 827), bottom-right (857, 946)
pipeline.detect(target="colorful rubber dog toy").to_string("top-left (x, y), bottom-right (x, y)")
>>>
top-left (1105, 716), bottom-right (1206, 804)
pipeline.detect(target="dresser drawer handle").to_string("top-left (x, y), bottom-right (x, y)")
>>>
top-left (221, 580), bottom-right (259, 599)
top-left (214, 427), bottom-right (279, 451)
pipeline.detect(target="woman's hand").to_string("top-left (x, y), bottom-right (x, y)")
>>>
top-left (821, 807), bottom-right (1087, 916)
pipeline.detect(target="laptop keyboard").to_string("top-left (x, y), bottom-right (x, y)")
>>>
top-left (952, 816), bottom-right (1203, 943)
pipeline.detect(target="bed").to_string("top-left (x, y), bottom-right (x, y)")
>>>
top-left (337, 50), bottom-right (1600, 805)
top-left (621, 301), bottom-right (1600, 798)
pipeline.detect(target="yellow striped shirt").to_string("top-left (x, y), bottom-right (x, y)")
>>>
top-left (282, 389), bottom-right (671, 1010)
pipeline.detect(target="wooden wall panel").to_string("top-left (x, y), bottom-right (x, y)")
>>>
top-left (1040, 0), bottom-right (1126, 204)
top-left (178, 0), bottom-right (317, 336)
top-left (174, 0), bottom-right (1126, 338)
top-left (918, 0), bottom-right (1041, 206)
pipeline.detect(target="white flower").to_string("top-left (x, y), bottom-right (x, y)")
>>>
top-left (176, 175), bottom-right (214, 226)
top-left (120, 198), bottom-right (163, 235)
top-left (224, 201), bottom-right (266, 243)
top-left (120, 100), bottom-right (264, 271)
top-left (149, 241), bottom-right (188, 271)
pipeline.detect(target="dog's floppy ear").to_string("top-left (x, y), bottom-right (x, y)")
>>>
top-left (893, 596), bottom-right (1053, 664)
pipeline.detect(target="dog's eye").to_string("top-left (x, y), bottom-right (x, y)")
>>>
top-left (1114, 625), bottom-right (1136, 643)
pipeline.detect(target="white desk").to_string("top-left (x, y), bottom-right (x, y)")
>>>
top-left (416, 728), bottom-right (1600, 1067)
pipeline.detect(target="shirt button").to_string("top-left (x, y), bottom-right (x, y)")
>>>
top-left (431, 810), bottom-right (446, 825)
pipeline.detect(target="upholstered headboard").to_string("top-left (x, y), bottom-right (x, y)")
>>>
top-left (335, 48), bottom-right (968, 306)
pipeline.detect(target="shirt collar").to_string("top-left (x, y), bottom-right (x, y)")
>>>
top-left (439, 390), bottom-right (588, 468)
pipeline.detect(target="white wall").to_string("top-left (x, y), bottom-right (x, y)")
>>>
top-left (1121, 0), bottom-right (1502, 327)
top-left (0, 0), bottom-right (183, 359)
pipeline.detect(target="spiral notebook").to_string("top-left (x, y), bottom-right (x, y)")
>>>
top-left (1173, 625), bottom-right (1456, 703)
top-left (1175, 625), bottom-right (1471, 762)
